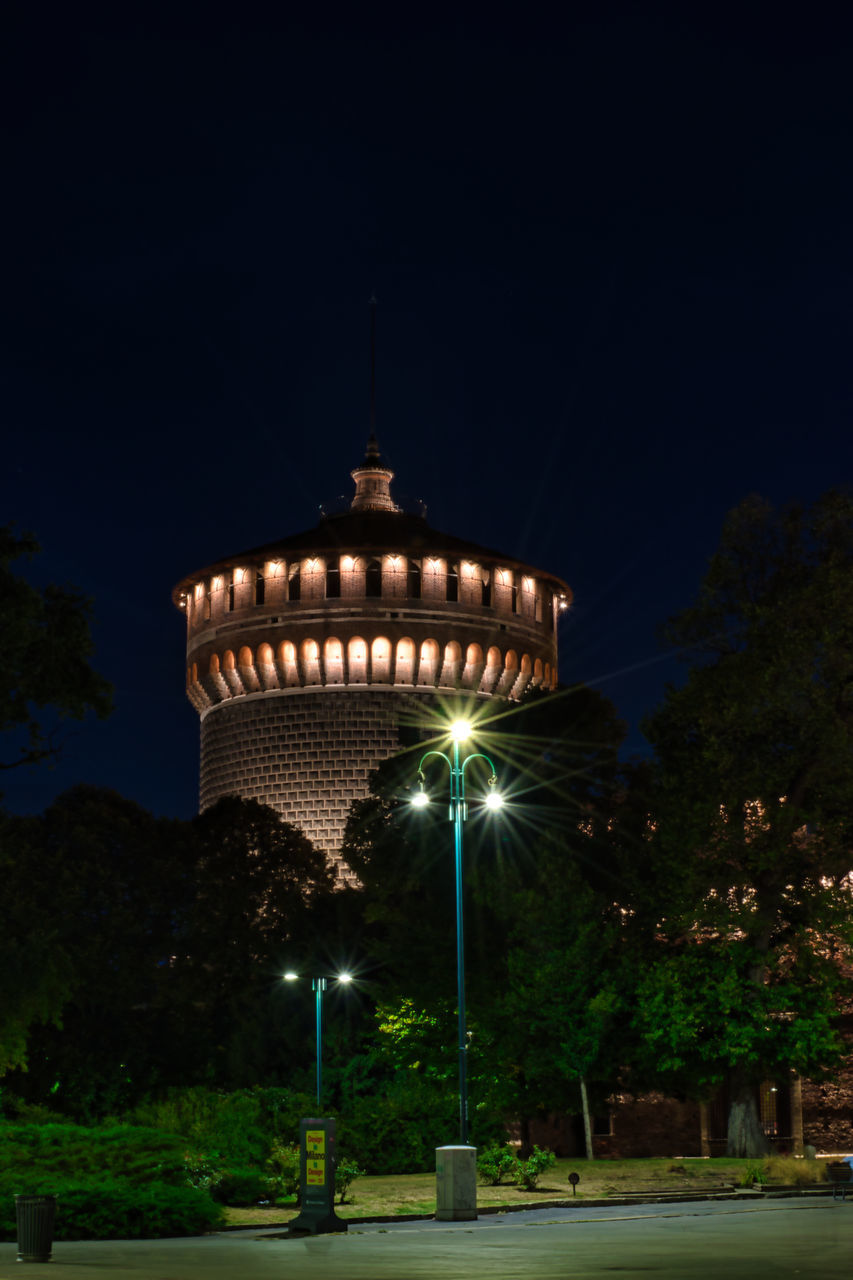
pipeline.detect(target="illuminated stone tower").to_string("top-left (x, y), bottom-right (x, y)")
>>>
top-left (173, 438), bottom-right (571, 878)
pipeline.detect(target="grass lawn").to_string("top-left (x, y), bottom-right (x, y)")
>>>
top-left (223, 1155), bottom-right (833, 1226)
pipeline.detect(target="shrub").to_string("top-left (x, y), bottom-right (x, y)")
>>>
top-left (0, 1124), bottom-right (189, 1185)
top-left (335, 1077), bottom-right (465, 1174)
top-left (738, 1161), bottom-right (766, 1187)
top-left (0, 1176), bottom-right (222, 1241)
top-left (126, 1087), bottom-right (315, 1168)
top-left (477, 1144), bottom-right (519, 1185)
top-left (0, 1123), bottom-right (223, 1240)
top-left (182, 1150), bottom-right (222, 1193)
top-left (266, 1142), bottom-right (301, 1204)
top-left (335, 1158), bottom-right (363, 1204)
top-left (514, 1146), bottom-right (556, 1191)
top-left (209, 1166), bottom-right (271, 1206)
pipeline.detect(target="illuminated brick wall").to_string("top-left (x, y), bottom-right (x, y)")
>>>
top-left (200, 688), bottom-right (427, 880)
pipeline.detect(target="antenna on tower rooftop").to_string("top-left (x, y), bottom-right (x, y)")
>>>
top-left (368, 293), bottom-right (378, 455)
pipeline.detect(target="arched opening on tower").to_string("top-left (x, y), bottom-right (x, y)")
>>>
top-left (462, 643), bottom-right (484, 688)
top-left (302, 638), bottom-right (321, 685)
top-left (371, 636), bottom-right (392, 683)
top-left (440, 641), bottom-right (462, 687)
top-left (279, 640), bottom-right (300, 687)
top-left (497, 648), bottom-right (519, 696)
top-left (257, 643), bottom-right (278, 690)
top-left (238, 645), bottom-right (261, 692)
top-left (365, 558), bottom-right (382, 598)
top-left (348, 636), bottom-right (368, 683)
top-left (407, 559), bottom-right (421, 599)
top-left (288, 563), bottom-right (301, 602)
top-left (395, 637), bottom-right (416, 684)
top-left (481, 645), bottom-right (502, 693)
top-left (418, 638), bottom-right (439, 686)
top-left (324, 637), bottom-right (344, 684)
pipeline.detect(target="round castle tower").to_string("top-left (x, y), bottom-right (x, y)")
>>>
top-left (173, 439), bottom-right (571, 878)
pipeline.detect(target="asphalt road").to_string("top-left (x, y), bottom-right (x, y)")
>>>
top-left (3, 1199), bottom-right (851, 1279)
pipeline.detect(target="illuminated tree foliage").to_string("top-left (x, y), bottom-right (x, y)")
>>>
top-left (340, 684), bottom-right (635, 1144)
top-left (636, 490), bottom-right (853, 1155)
top-left (0, 527), bottom-right (112, 773)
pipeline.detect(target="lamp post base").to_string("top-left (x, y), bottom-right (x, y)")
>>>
top-left (435, 1145), bottom-right (477, 1221)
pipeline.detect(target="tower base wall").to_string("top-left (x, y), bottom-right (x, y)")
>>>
top-left (199, 688), bottom-right (443, 879)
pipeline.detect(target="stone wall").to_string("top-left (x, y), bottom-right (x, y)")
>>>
top-left (200, 687), bottom-right (434, 879)
top-left (528, 1093), bottom-right (703, 1159)
top-left (801, 1033), bottom-right (853, 1154)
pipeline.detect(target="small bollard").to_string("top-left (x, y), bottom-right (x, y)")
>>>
top-left (568, 1172), bottom-right (580, 1197)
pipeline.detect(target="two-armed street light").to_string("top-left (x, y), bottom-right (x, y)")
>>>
top-left (283, 970), bottom-right (352, 1108)
top-left (411, 718), bottom-right (503, 1145)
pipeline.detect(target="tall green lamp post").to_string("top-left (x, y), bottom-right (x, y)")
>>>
top-left (283, 970), bottom-right (352, 1108)
top-left (411, 718), bottom-right (503, 1144)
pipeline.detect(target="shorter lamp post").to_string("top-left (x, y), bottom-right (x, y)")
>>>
top-left (411, 718), bottom-right (503, 1145)
top-left (284, 971), bottom-right (352, 1109)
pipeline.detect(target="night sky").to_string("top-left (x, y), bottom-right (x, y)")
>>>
top-left (2, 5), bottom-right (850, 819)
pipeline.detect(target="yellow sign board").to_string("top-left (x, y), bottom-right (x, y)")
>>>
top-left (306, 1128), bottom-right (326, 1186)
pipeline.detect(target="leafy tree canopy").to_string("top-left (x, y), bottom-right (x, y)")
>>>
top-left (0, 528), bottom-right (112, 773)
top-left (636, 489), bottom-right (853, 1154)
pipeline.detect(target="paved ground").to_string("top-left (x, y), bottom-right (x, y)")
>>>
top-left (3, 1198), bottom-right (852, 1279)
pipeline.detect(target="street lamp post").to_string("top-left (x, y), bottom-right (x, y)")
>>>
top-left (284, 971), bottom-right (352, 1109)
top-left (412, 719), bottom-right (502, 1144)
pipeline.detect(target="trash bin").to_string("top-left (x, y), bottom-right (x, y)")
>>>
top-left (15, 1195), bottom-right (57, 1263)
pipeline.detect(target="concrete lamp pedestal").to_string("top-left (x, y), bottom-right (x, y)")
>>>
top-left (435, 1145), bottom-right (477, 1221)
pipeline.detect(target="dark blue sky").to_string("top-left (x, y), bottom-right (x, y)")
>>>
top-left (2, 5), bottom-right (850, 818)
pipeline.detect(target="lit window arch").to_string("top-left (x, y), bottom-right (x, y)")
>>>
top-left (395, 637), bottom-right (415, 683)
top-left (348, 636), bottom-right (368, 682)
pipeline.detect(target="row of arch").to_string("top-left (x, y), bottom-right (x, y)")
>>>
top-left (187, 636), bottom-right (554, 711)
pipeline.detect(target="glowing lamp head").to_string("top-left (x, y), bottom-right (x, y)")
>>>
top-left (411, 790), bottom-right (430, 808)
top-left (283, 971), bottom-right (299, 982)
top-left (450, 719), bottom-right (472, 742)
top-left (484, 790), bottom-right (504, 811)
top-left (337, 972), bottom-right (353, 984)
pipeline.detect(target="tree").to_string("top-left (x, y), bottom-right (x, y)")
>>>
top-left (340, 683), bottom-right (633, 1143)
top-left (2, 786), bottom-right (192, 1114)
top-left (171, 796), bottom-right (337, 1090)
top-left (0, 527), bottom-right (112, 773)
top-left (3, 791), bottom-right (338, 1113)
top-left (0, 811), bottom-right (75, 1076)
top-left (637, 490), bottom-right (853, 1155)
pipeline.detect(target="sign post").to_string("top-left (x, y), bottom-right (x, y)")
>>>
top-left (287, 1117), bottom-right (348, 1235)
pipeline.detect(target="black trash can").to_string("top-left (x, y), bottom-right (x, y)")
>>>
top-left (15, 1195), bottom-right (57, 1263)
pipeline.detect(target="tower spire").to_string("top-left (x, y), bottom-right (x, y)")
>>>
top-left (350, 293), bottom-right (399, 511)
top-left (367, 293), bottom-right (379, 460)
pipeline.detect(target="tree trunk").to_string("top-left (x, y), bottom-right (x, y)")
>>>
top-left (579, 1077), bottom-right (594, 1160)
top-left (518, 1114), bottom-right (532, 1160)
top-left (726, 1073), bottom-right (772, 1157)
